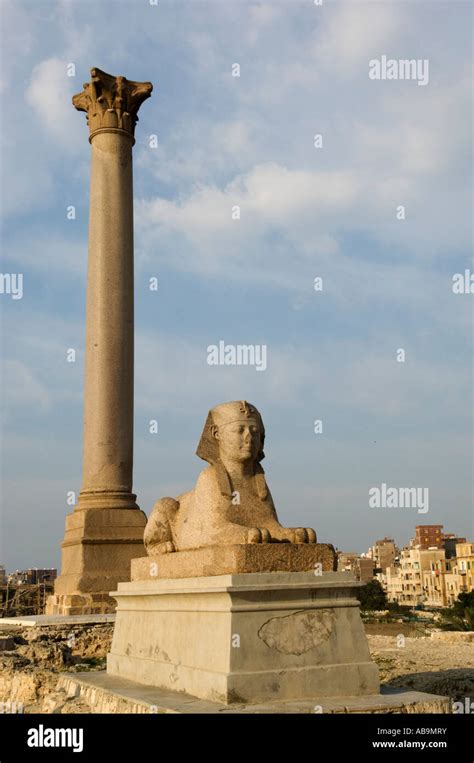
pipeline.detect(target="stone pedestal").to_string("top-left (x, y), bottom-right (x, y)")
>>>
top-left (107, 570), bottom-right (380, 705)
top-left (132, 542), bottom-right (337, 580)
top-left (47, 508), bottom-right (148, 615)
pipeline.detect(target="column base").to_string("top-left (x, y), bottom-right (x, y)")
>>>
top-left (45, 592), bottom-right (116, 616)
top-left (46, 505), bottom-right (147, 615)
top-left (107, 569), bottom-right (380, 705)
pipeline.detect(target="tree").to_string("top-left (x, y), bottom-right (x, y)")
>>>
top-left (358, 579), bottom-right (388, 610)
top-left (440, 591), bottom-right (474, 631)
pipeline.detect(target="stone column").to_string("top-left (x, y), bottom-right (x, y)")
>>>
top-left (47, 68), bottom-right (153, 616)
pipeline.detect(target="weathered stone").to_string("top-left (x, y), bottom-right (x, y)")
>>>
top-left (107, 571), bottom-right (380, 704)
top-left (0, 637), bottom-right (15, 651)
top-left (72, 67), bottom-right (152, 142)
top-left (56, 673), bottom-right (452, 714)
top-left (257, 609), bottom-right (335, 656)
top-left (132, 543), bottom-right (336, 580)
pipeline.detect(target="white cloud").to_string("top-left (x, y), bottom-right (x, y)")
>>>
top-left (135, 152), bottom-right (470, 311)
top-left (312, 3), bottom-right (401, 73)
top-left (25, 58), bottom-right (82, 148)
top-left (136, 117), bottom-right (263, 188)
top-left (354, 76), bottom-right (472, 178)
top-left (136, 161), bottom-right (359, 276)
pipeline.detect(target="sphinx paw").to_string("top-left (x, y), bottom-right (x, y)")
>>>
top-left (293, 527), bottom-right (308, 543)
top-left (150, 540), bottom-right (175, 555)
top-left (306, 528), bottom-right (317, 543)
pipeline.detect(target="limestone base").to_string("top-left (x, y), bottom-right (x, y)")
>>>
top-left (107, 571), bottom-right (380, 705)
top-left (46, 593), bottom-right (117, 616)
top-left (46, 506), bottom-right (147, 615)
top-left (58, 672), bottom-right (451, 714)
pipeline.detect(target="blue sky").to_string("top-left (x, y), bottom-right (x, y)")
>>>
top-left (0, 0), bottom-right (472, 570)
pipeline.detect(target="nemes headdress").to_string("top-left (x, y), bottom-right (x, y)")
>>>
top-left (196, 401), bottom-right (268, 500)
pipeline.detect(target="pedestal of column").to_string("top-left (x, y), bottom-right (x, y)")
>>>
top-left (47, 69), bottom-right (153, 615)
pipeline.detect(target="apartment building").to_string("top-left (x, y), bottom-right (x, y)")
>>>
top-left (386, 542), bottom-right (474, 608)
top-left (371, 538), bottom-right (397, 573)
top-left (338, 552), bottom-right (375, 582)
top-left (414, 525), bottom-right (443, 549)
top-left (395, 547), bottom-right (445, 607)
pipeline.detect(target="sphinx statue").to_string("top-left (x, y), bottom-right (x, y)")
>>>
top-left (144, 400), bottom-right (317, 554)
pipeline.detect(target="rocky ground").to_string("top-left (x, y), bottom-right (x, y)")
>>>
top-left (368, 634), bottom-right (474, 703)
top-left (0, 623), bottom-right (113, 713)
top-left (0, 623), bottom-right (472, 713)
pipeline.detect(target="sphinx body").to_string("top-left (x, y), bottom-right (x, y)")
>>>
top-left (144, 401), bottom-right (316, 554)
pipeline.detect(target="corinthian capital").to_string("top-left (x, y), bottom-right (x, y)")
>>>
top-left (73, 67), bottom-right (153, 142)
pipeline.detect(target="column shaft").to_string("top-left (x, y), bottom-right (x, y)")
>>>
top-left (79, 131), bottom-right (137, 508)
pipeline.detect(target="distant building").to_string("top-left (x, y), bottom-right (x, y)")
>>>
top-left (372, 538), bottom-right (397, 573)
top-left (423, 556), bottom-right (453, 607)
top-left (26, 568), bottom-right (57, 584)
top-left (424, 543), bottom-right (474, 607)
top-left (442, 535), bottom-right (467, 559)
top-left (338, 552), bottom-right (375, 582)
top-left (8, 570), bottom-right (28, 584)
top-left (0, 565), bottom-right (6, 585)
top-left (383, 540), bottom-right (473, 608)
top-left (414, 525), bottom-right (443, 549)
top-left (389, 547), bottom-right (445, 607)
top-left (454, 542), bottom-right (474, 593)
top-left (7, 568), bottom-right (57, 585)
top-left (385, 565), bottom-right (401, 603)
top-left (357, 557), bottom-right (376, 583)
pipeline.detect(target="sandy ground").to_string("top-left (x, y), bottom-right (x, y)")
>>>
top-left (368, 634), bottom-right (474, 701)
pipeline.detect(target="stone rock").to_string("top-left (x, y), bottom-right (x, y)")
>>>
top-left (0, 636), bottom-right (15, 651)
top-left (257, 610), bottom-right (335, 656)
top-left (132, 543), bottom-right (336, 580)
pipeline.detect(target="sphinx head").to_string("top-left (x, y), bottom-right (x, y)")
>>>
top-left (213, 403), bottom-right (263, 464)
top-left (196, 401), bottom-right (265, 466)
top-left (196, 401), bottom-right (268, 500)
